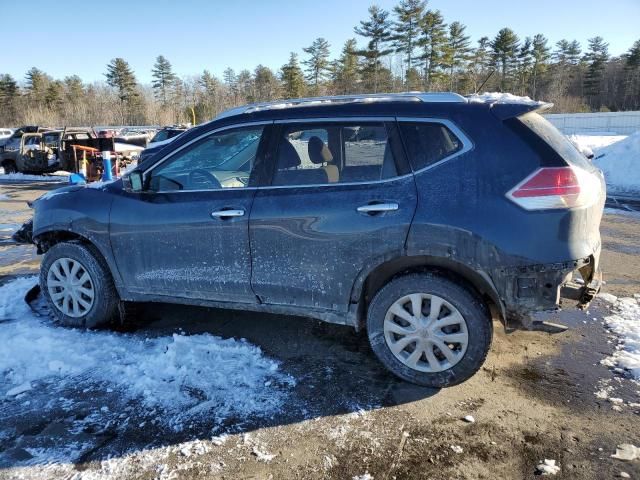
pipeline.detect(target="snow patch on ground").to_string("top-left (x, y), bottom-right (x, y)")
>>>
top-left (599, 294), bottom-right (640, 379)
top-left (0, 276), bottom-right (292, 426)
top-left (567, 132), bottom-right (640, 194)
top-left (567, 134), bottom-right (627, 158)
top-left (593, 132), bottom-right (640, 195)
top-left (0, 170), bottom-right (69, 182)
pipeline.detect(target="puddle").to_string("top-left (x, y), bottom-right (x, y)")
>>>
top-left (0, 244), bottom-right (39, 274)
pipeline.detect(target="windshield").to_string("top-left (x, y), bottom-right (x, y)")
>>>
top-left (151, 130), bottom-right (169, 143)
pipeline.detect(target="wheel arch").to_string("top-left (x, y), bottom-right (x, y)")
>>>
top-left (34, 229), bottom-right (124, 294)
top-left (350, 255), bottom-right (505, 329)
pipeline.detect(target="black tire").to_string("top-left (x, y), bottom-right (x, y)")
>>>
top-left (40, 241), bottom-right (119, 328)
top-left (2, 160), bottom-right (17, 174)
top-left (367, 273), bottom-right (492, 388)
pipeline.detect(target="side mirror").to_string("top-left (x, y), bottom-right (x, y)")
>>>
top-left (127, 171), bottom-right (144, 192)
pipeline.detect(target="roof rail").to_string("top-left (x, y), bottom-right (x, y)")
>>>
top-left (214, 92), bottom-right (467, 120)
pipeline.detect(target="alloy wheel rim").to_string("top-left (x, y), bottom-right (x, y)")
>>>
top-left (46, 257), bottom-right (95, 318)
top-left (383, 293), bottom-right (469, 373)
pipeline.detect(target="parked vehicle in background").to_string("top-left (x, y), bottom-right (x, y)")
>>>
top-left (1, 127), bottom-right (142, 174)
top-left (12, 128), bottom-right (95, 173)
top-left (117, 128), bottom-right (156, 148)
top-left (0, 128), bottom-right (14, 143)
top-left (147, 126), bottom-right (189, 149)
top-left (0, 126), bottom-right (53, 173)
top-left (24, 93), bottom-right (605, 387)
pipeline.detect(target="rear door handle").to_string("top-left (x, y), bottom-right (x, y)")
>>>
top-left (357, 202), bottom-right (399, 213)
top-left (211, 209), bottom-right (245, 218)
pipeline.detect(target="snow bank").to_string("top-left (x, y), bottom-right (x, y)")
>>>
top-left (0, 277), bottom-right (291, 425)
top-left (468, 92), bottom-right (541, 105)
top-left (567, 134), bottom-right (627, 158)
top-left (0, 170), bottom-right (68, 182)
top-left (599, 294), bottom-right (640, 379)
top-left (593, 132), bottom-right (640, 195)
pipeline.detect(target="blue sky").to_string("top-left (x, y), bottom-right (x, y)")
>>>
top-left (2, 0), bottom-right (639, 85)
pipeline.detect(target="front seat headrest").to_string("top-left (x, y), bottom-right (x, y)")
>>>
top-left (278, 139), bottom-right (302, 169)
top-left (308, 136), bottom-right (333, 164)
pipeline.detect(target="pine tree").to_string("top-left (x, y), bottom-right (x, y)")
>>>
top-left (25, 67), bottom-right (50, 104)
top-left (105, 58), bottom-right (138, 103)
top-left (200, 70), bottom-right (219, 97)
top-left (354, 5), bottom-right (394, 93)
top-left (281, 53), bottom-right (306, 99)
top-left (254, 65), bottom-right (280, 102)
top-left (444, 21), bottom-right (471, 91)
top-left (303, 38), bottom-right (331, 95)
top-left (45, 80), bottom-right (64, 110)
top-left (583, 36), bottom-right (609, 109)
top-left (567, 40), bottom-right (582, 65)
top-left (63, 75), bottom-right (84, 99)
top-left (236, 69), bottom-right (255, 103)
top-left (198, 70), bottom-right (221, 118)
top-left (333, 39), bottom-right (360, 94)
top-left (223, 68), bottom-right (239, 103)
top-left (391, 0), bottom-right (426, 83)
top-left (467, 37), bottom-right (491, 93)
top-left (490, 28), bottom-right (520, 91)
top-left (419, 9), bottom-right (448, 90)
top-left (530, 34), bottom-right (550, 100)
top-left (516, 37), bottom-right (532, 96)
top-left (0, 74), bottom-right (18, 124)
top-left (151, 55), bottom-right (177, 105)
top-left (622, 40), bottom-right (640, 109)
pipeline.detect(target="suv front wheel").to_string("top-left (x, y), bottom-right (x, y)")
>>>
top-left (367, 273), bottom-right (492, 387)
top-left (40, 241), bottom-right (119, 328)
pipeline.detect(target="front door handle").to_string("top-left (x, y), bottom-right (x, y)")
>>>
top-left (211, 208), bottom-right (245, 218)
top-left (357, 202), bottom-right (399, 214)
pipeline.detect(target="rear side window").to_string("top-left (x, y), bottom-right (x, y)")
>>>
top-left (517, 112), bottom-right (591, 169)
top-left (399, 122), bottom-right (463, 171)
top-left (271, 122), bottom-right (401, 186)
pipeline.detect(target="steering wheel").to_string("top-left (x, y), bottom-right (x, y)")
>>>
top-left (188, 169), bottom-right (222, 189)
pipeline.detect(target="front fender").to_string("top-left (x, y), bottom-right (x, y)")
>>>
top-left (32, 185), bottom-right (121, 288)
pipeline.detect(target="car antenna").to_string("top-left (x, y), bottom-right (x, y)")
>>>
top-left (475, 69), bottom-right (495, 94)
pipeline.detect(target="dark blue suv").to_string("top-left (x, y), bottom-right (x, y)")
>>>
top-left (29, 93), bottom-right (605, 387)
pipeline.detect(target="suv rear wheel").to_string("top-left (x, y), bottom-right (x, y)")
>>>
top-left (40, 242), bottom-right (119, 328)
top-left (367, 273), bottom-right (492, 387)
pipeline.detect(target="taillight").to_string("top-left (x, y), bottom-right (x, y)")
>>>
top-left (506, 166), bottom-right (600, 210)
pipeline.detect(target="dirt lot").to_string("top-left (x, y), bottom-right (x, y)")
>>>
top-left (0, 180), bottom-right (638, 480)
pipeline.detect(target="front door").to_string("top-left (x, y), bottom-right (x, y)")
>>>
top-left (249, 119), bottom-right (417, 312)
top-left (110, 123), bottom-right (270, 304)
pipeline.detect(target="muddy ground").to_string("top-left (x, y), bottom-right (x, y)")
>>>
top-left (0, 180), bottom-right (638, 480)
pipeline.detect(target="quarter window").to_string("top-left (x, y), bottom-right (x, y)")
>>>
top-left (399, 122), bottom-right (464, 171)
top-left (272, 122), bottom-right (400, 186)
top-left (149, 126), bottom-right (263, 191)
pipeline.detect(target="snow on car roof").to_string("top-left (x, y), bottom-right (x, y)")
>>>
top-left (214, 92), bottom-right (468, 120)
top-left (467, 92), bottom-right (546, 105)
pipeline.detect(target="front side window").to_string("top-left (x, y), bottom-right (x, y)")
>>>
top-left (272, 122), bottom-right (399, 186)
top-left (399, 122), bottom-right (463, 171)
top-left (149, 126), bottom-right (263, 191)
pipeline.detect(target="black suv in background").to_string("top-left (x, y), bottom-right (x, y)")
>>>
top-left (27, 93), bottom-right (605, 387)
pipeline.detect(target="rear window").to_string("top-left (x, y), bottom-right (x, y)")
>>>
top-left (399, 122), bottom-right (463, 171)
top-left (517, 112), bottom-right (592, 169)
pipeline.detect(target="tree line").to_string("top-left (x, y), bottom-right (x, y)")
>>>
top-left (0, 0), bottom-right (639, 127)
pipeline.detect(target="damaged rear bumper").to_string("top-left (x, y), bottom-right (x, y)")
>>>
top-left (497, 251), bottom-right (602, 328)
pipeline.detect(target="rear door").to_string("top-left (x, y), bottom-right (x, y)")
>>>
top-left (249, 118), bottom-right (417, 312)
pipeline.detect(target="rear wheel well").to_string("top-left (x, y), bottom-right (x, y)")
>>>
top-left (1, 159), bottom-right (17, 172)
top-left (355, 256), bottom-right (502, 329)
